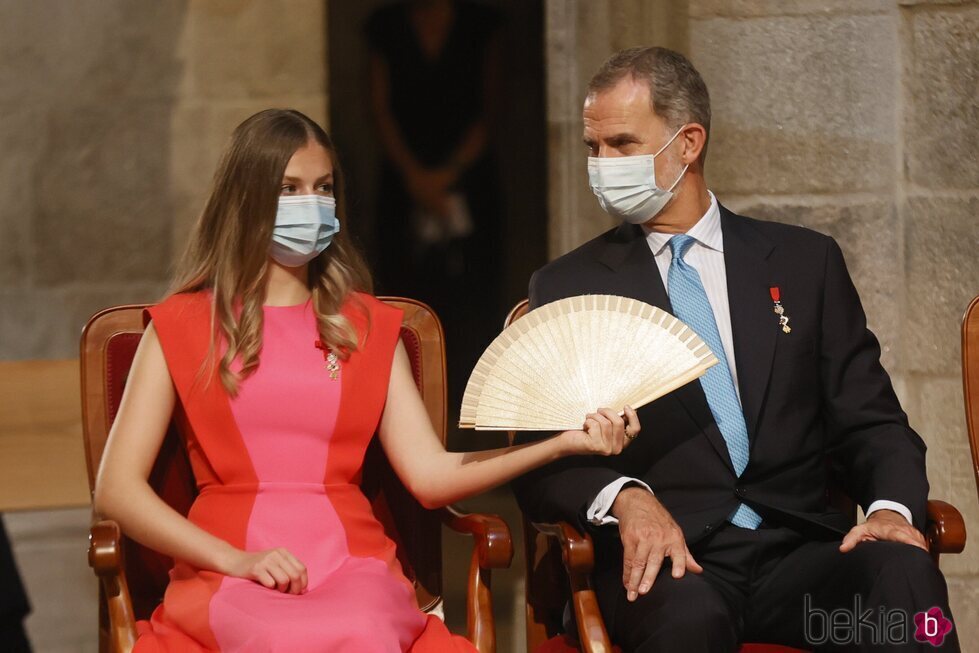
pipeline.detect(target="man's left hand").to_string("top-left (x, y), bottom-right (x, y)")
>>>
top-left (839, 509), bottom-right (927, 553)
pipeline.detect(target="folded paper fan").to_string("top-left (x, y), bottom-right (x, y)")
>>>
top-left (459, 295), bottom-right (719, 431)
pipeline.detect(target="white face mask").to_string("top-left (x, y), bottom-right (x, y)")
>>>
top-left (587, 126), bottom-right (689, 224)
top-left (270, 195), bottom-right (340, 267)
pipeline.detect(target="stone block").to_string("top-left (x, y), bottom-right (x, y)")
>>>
top-left (904, 195), bottom-right (979, 375)
top-left (0, 290), bottom-right (68, 360)
top-left (900, 0), bottom-right (975, 5)
top-left (727, 198), bottom-right (903, 371)
top-left (0, 1), bottom-right (185, 106)
top-left (690, 0), bottom-right (891, 18)
top-left (33, 102), bottom-right (175, 286)
top-left (691, 13), bottom-right (897, 195)
top-left (0, 283), bottom-right (168, 361)
top-left (0, 105), bottom-right (44, 288)
top-left (178, 1), bottom-right (327, 101)
top-left (904, 5), bottom-right (979, 190)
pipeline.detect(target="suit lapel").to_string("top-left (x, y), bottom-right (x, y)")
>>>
top-left (720, 207), bottom-right (777, 443)
top-left (597, 223), bottom-right (736, 473)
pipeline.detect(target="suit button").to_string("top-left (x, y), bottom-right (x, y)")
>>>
top-left (735, 486), bottom-right (746, 498)
top-left (703, 524), bottom-right (714, 534)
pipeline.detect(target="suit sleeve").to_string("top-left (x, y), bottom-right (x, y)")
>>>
top-left (509, 270), bottom-right (632, 532)
top-left (819, 238), bottom-right (929, 530)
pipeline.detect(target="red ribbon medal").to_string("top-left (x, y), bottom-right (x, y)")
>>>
top-left (769, 287), bottom-right (792, 334)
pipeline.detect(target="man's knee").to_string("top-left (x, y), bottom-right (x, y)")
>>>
top-left (846, 541), bottom-right (948, 601)
top-left (851, 542), bottom-right (939, 579)
top-left (623, 575), bottom-right (738, 652)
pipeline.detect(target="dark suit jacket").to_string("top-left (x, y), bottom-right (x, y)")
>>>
top-left (511, 205), bottom-right (928, 552)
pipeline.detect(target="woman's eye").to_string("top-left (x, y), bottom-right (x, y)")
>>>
top-left (280, 184), bottom-right (296, 194)
top-left (317, 184), bottom-right (334, 194)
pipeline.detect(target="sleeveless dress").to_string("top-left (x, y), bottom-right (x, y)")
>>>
top-left (134, 291), bottom-right (475, 653)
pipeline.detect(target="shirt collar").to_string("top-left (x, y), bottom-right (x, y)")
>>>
top-left (643, 191), bottom-right (722, 256)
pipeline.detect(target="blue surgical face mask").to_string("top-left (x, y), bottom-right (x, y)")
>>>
top-left (270, 195), bottom-right (340, 267)
top-left (587, 126), bottom-right (688, 224)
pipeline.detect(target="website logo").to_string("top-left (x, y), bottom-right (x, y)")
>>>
top-left (805, 596), bottom-right (954, 647)
top-left (914, 607), bottom-right (953, 647)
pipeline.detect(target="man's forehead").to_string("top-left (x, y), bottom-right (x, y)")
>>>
top-left (584, 76), bottom-right (652, 113)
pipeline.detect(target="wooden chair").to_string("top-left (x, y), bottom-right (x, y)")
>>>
top-left (963, 294), bottom-right (979, 502)
top-left (504, 298), bottom-right (967, 653)
top-left (81, 298), bottom-right (513, 653)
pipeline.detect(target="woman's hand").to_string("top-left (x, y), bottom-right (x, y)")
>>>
top-left (224, 547), bottom-right (309, 594)
top-left (560, 406), bottom-right (640, 456)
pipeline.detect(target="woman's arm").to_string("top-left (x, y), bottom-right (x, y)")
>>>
top-left (378, 341), bottom-right (639, 509)
top-left (93, 324), bottom-right (307, 593)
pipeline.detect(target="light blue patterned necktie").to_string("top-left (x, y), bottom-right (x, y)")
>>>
top-left (667, 234), bottom-right (762, 529)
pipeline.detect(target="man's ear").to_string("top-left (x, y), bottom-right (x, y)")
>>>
top-left (680, 123), bottom-right (708, 165)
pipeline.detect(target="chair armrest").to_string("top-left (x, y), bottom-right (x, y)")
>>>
top-left (926, 500), bottom-right (966, 562)
top-left (439, 506), bottom-right (513, 653)
top-left (439, 505), bottom-right (513, 569)
top-left (90, 519), bottom-right (124, 578)
top-left (532, 520), bottom-right (596, 587)
top-left (532, 520), bottom-right (612, 653)
top-left (89, 519), bottom-right (137, 653)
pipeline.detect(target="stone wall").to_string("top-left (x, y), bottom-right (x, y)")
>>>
top-left (0, 2), bottom-right (328, 650)
top-left (546, 0), bottom-right (979, 645)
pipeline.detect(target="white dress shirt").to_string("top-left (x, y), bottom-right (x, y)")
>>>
top-left (585, 192), bottom-right (913, 527)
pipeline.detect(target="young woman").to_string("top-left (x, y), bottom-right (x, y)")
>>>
top-left (94, 109), bottom-right (640, 653)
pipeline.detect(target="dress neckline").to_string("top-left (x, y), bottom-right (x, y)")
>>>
top-left (262, 300), bottom-right (312, 310)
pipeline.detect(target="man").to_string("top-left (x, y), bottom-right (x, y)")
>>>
top-left (512, 47), bottom-right (957, 652)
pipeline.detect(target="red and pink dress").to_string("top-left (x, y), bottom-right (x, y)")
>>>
top-left (134, 291), bottom-right (474, 653)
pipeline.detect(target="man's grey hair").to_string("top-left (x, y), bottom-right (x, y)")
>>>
top-left (588, 47), bottom-right (711, 161)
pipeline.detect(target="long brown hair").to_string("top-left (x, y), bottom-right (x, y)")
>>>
top-left (170, 109), bottom-right (372, 394)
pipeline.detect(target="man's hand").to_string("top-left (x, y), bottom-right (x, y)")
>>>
top-left (611, 487), bottom-right (703, 601)
top-left (839, 509), bottom-right (927, 553)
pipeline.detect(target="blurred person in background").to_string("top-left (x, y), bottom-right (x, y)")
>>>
top-left (367, 0), bottom-right (504, 421)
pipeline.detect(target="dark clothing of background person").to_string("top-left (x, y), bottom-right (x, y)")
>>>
top-left (366, 0), bottom-right (503, 418)
top-left (0, 516), bottom-right (32, 652)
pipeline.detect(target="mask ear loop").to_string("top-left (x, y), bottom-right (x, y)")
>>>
top-left (656, 124), bottom-right (690, 193)
top-left (652, 124), bottom-right (687, 157)
top-left (666, 164), bottom-right (689, 192)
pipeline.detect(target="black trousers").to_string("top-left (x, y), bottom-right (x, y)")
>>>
top-left (593, 522), bottom-right (959, 652)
